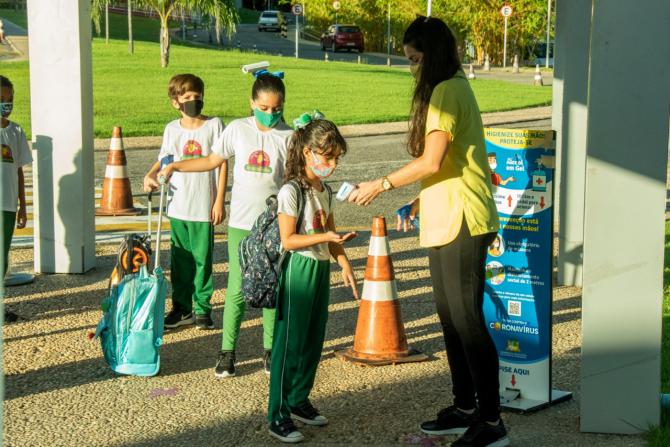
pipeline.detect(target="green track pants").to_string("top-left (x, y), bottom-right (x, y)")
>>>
top-left (2, 211), bottom-right (16, 279)
top-left (221, 226), bottom-right (276, 351)
top-left (169, 217), bottom-right (214, 315)
top-left (268, 253), bottom-right (331, 424)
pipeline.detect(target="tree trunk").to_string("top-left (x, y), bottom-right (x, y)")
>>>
top-left (105, 2), bottom-right (109, 44)
top-left (160, 17), bottom-right (170, 68)
top-left (128, 0), bottom-right (134, 55)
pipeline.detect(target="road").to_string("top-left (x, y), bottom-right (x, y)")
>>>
top-left (186, 23), bottom-right (410, 66)
top-left (12, 117), bottom-right (552, 247)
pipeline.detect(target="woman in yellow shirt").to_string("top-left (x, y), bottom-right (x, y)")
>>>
top-left (350, 17), bottom-right (508, 447)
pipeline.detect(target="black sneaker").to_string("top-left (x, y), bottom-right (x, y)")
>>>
top-left (451, 419), bottom-right (509, 447)
top-left (269, 419), bottom-right (304, 443)
top-left (195, 313), bottom-right (214, 330)
top-left (164, 309), bottom-right (194, 329)
top-left (263, 349), bottom-right (272, 376)
top-left (214, 350), bottom-right (236, 378)
top-left (420, 406), bottom-right (476, 435)
top-left (290, 400), bottom-right (328, 426)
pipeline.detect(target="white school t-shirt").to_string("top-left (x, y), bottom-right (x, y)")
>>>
top-left (1, 122), bottom-right (33, 212)
top-left (277, 183), bottom-right (332, 261)
top-left (158, 117), bottom-right (225, 222)
top-left (211, 116), bottom-right (293, 230)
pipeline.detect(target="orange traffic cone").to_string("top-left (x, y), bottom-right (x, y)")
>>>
top-left (336, 216), bottom-right (428, 366)
top-left (96, 127), bottom-right (141, 216)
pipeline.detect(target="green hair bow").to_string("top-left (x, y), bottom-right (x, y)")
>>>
top-left (293, 110), bottom-right (325, 129)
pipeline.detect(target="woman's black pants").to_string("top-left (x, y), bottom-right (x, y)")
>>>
top-left (427, 220), bottom-right (500, 422)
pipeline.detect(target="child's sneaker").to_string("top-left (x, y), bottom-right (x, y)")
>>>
top-left (214, 350), bottom-right (236, 378)
top-left (195, 313), bottom-right (214, 330)
top-left (451, 419), bottom-right (509, 447)
top-left (269, 419), bottom-right (304, 443)
top-left (164, 309), bottom-right (194, 329)
top-left (263, 349), bottom-right (272, 375)
top-left (290, 400), bottom-right (328, 426)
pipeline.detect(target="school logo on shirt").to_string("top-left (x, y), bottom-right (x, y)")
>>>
top-left (182, 140), bottom-right (203, 159)
top-left (307, 209), bottom-right (328, 234)
top-left (1, 144), bottom-right (13, 163)
top-left (245, 150), bottom-right (273, 174)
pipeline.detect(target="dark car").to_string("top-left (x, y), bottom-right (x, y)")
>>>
top-left (320, 25), bottom-right (364, 53)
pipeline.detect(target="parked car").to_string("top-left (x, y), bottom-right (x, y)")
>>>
top-left (320, 25), bottom-right (364, 53)
top-left (258, 10), bottom-right (283, 32)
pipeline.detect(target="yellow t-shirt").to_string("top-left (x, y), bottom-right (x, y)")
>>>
top-left (419, 71), bottom-right (499, 248)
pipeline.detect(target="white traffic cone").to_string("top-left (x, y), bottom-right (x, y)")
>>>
top-left (533, 64), bottom-right (544, 86)
top-left (468, 64), bottom-right (476, 80)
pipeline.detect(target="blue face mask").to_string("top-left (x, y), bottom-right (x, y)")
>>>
top-left (253, 108), bottom-right (283, 128)
top-left (0, 102), bottom-right (13, 118)
top-left (310, 150), bottom-right (334, 179)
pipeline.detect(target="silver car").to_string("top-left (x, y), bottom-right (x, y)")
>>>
top-left (258, 10), bottom-right (282, 32)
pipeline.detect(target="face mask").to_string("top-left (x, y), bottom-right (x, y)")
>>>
top-left (0, 102), bottom-right (13, 118)
top-left (254, 108), bottom-right (283, 128)
top-left (310, 150), bottom-right (334, 179)
top-left (410, 64), bottom-right (422, 79)
top-left (179, 99), bottom-right (204, 118)
top-left (490, 162), bottom-right (497, 170)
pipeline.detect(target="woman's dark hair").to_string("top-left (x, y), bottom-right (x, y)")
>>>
top-left (403, 16), bottom-right (462, 157)
top-left (252, 73), bottom-right (286, 101)
top-left (285, 119), bottom-right (347, 186)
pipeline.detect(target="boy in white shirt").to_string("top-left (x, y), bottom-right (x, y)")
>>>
top-left (0, 75), bottom-right (31, 282)
top-left (143, 74), bottom-right (226, 330)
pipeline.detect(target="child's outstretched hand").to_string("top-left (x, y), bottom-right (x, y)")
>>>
top-left (16, 205), bottom-right (27, 229)
top-left (325, 231), bottom-right (345, 244)
top-left (396, 198), bottom-right (420, 232)
top-left (143, 173), bottom-right (160, 192)
top-left (341, 263), bottom-right (360, 300)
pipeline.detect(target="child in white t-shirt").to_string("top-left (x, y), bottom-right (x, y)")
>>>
top-left (158, 73), bottom-right (293, 377)
top-left (143, 74), bottom-right (226, 331)
top-left (268, 116), bottom-right (359, 444)
top-left (0, 75), bottom-right (31, 281)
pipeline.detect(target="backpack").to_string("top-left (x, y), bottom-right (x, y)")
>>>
top-left (108, 234), bottom-right (152, 290)
top-left (239, 180), bottom-right (332, 309)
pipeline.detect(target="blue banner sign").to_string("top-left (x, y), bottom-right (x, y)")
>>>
top-left (483, 128), bottom-right (555, 407)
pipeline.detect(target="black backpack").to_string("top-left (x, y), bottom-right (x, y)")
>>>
top-left (239, 180), bottom-right (332, 308)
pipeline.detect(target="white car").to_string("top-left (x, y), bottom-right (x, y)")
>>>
top-left (258, 10), bottom-right (282, 32)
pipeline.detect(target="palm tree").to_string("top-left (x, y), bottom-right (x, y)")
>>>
top-left (142, 0), bottom-right (239, 68)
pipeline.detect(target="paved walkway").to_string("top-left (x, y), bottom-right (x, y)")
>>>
top-left (3, 235), bottom-right (645, 446)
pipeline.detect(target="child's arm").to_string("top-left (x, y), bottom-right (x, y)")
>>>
top-left (327, 213), bottom-right (359, 299)
top-left (159, 153), bottom-right (225, 181)
top-left (211, 159), bottom-right (228, 225)
top-left (278, 213), bottom-right (344, 251)
top-left (143, 161), bottom-right (161, 192)
top-left (16, 167), bottom-right (27, 229)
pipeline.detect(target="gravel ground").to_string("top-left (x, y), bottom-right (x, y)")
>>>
top-left (3, 234), bottom-right (646, 447)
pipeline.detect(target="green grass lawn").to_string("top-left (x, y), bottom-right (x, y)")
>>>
top-left (0, 8), bottom-right (27, 29)
top-left (646, 221), bottom-right (670, 445)
top-left (0, 7), bottom-right (552, 138)
top-left (1, 37), bottom-right (552, 138)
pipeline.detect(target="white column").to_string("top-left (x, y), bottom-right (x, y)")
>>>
top-left (27, 0), bottom-right (96, 273)
top-left (580, 0), bottom-right (669, 433)
top-left (553, 0), bottom-right (591, 287)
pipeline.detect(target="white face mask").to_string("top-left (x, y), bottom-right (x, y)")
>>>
top-left (310, 150), bottom-right (334, 179)
top-left (490, 162), bottom-right (498, 170)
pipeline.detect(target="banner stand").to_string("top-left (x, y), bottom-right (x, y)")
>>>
top-left (483, 128), bottom-right (572, 414)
